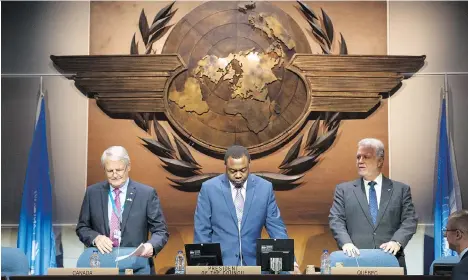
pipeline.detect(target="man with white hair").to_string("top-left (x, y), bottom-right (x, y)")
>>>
top-left (329, 138), bottom-right (417, 272)
top-left (445, 210), bottom-right (468, 280)
top-left (76, 146), bottom-right (169, 272)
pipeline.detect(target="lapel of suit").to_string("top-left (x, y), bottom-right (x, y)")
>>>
top-left (120, 180), bottom-right (136, 234)
top-left (241, 175), bottom-right (256, 230)
top-left (461, 251), bottom-right (468, 261)
top-left (375, 176), bottom-right (393, 228)
top-left (352, 178), bottom-right (375, 228)
top-left (221, 174), bottom-right (239, 228)
top-left (101, 183), bottom-right (110, 236)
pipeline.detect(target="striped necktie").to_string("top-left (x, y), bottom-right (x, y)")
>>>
top-left (234, 187), bottom-right (244, 225)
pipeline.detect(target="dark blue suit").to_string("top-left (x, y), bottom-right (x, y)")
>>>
top-left (194, 174), bottom-right (289, 266)
top-left (76, 180), bottom-right (169, 270)
top-left (452, 252), bottom-right (468, 280)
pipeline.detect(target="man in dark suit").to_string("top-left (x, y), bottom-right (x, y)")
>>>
top-left (446, 210), bottom-right (468, 280)
top-left (76, 146), bottom-right (169, 269)
top-left (194, 145), bottom-right (300, 274)
top-left (329, 138), bottom-right (418, 271)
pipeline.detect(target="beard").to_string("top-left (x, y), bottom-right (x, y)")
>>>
top-left (231, 179), bottom-right (246, 188)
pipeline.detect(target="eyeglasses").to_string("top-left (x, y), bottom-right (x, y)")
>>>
top-left (105, 165), bottom-right (128, 176)
top-left (443, 228), bottom-right (459, 237)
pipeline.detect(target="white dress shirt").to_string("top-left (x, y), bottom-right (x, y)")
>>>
top-left (108, 178), bottom-right (129, 225)
top-left (229, 180), bottom-right (247, 202)
top-left (363, 173), bottom-right (383, 209)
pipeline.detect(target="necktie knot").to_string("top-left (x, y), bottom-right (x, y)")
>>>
top-left (113, 188), bottom-right (121, 196)
top-left (368, 181), bottom-right (377, 189)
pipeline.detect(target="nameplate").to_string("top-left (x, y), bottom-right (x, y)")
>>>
top-left (331, 267), bottom-right (404, 275)
top-left (186, 266), bottom-right (261, 275)
top-left (47, 268), bottom-right (119, 275)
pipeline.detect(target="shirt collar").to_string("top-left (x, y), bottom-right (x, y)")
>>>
top-left (363, 173), bottom-right (383, 187)
top-left (229, 180), bottom-right (247, 191)
top-left (110, 178), bottom-right (129, 194)
top-left (460, 247), bottom-right (468, 259)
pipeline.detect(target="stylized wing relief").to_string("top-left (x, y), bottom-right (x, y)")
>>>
top-left (50, 54), bottom-right (186, 114)
top-left (287, 54), bottom-right (426, 112)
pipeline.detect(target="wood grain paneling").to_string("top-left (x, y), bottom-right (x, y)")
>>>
top-left (88, 0), bottom-right (390, 273)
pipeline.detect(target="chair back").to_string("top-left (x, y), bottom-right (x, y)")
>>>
top-left (1, 247), bottom-right (29, 276)
top-left (429, 256), bottom-right (459, 275)
top-left (76, 247), bottom-right (150, 275)
top-left (330, 249), bottom-right (399, 267)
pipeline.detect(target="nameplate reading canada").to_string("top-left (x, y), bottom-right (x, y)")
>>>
top-left (47, 268), bottom-right (119, 275)
top-left (186, 266), bottom-right (261, 275)
top-left (331, 267), bottom-right (404, 275)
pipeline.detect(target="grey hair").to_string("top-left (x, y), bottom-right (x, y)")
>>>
top-left (449, 209), bottom-right (468, 233)
top-left (101, 146), bottom-right (130, 166)
top-left (224, 145), bottom-right (250, 164)
top-left (358, 138), bottom-right (385, 159)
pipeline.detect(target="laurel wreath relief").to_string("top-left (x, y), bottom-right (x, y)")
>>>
top-left (129, 1), bottom-right (347, 191)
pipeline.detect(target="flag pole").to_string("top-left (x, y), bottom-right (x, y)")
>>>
top-left (35, 76), bottom-right (44, 127)
top-left (444, 74), bottom-right (462, 211)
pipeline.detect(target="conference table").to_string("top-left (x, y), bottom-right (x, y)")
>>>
top-left (5, 275), bottom-right (449, 280)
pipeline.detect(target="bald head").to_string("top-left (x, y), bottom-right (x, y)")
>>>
top-left (446, 209), bottom-right (468, 254)
top-left (448, 210), bottom-right (468, 235)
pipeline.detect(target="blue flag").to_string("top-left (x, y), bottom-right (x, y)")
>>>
top-left (434, 96), bottom-right (462, 259)
top-left (17, 94), bottom-right (57, 275)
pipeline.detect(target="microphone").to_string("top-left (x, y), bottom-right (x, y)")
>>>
top-left (234, 184), bottom-right (244, 266)
top-left (115, 230), bottom-right (122, 269)
top-left (354, 255), bottom-right (360, 267)
top-left (238, 222), bottom-right (243, 266)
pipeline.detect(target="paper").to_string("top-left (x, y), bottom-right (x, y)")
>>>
top-left (115, 243), bottom-right (145, 262)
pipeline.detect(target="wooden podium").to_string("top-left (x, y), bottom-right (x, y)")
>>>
top-left (186, 266), bottom-right (261, 275)
top-left (47, 268), bottom-right (119, 275)
top-left (331, 267), bottom-right (404, 275)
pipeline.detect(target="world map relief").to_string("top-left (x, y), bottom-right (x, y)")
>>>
top-left (169, 13), bottom-right (296, 133)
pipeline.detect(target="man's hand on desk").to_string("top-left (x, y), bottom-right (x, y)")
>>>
top-left (93, 235), bottom-right (113, 254)
top-left (342, 243), bottom-right (360, 257)
top-left (137, 243), bottom-right (154, 258)
top-left (380, 241), bottom-right (401, 255)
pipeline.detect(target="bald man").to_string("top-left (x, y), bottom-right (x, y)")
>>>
top-left (445, 210), bottom-right (468, 280)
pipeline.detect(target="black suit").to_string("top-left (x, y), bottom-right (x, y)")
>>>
top-left (76, 180), bottom-right (169, 271)
top-left (452, 251), bottom-right (468, 280)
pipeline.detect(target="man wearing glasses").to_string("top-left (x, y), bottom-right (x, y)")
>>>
top-left (76, 146), bottom-right (169, 272)
top-left (445, 210), bottom-right (468, 280)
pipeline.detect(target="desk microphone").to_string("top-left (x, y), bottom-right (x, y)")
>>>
top-left (354, 256), bottom-right (360, 267)
top-left (115, 231), bottom-right (122, 269)
top-left (238, 222), bottom-right (244, 266)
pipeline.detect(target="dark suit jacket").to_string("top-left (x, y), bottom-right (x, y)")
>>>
top-left (452, 251), bottom-right (468, 280)
top-left (329, 176), bottom-right (418, 267)
top-left (76, 180), bottom-right (169, 269)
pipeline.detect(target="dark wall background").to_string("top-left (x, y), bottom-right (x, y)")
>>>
top-left (2, 1), bottom-right (89, 224)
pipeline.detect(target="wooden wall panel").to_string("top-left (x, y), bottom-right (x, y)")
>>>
top-left (88, 1), bottom-right (387, 273)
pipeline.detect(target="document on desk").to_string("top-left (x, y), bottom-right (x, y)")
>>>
top-left (115, 243), bottom-right (145, 262)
